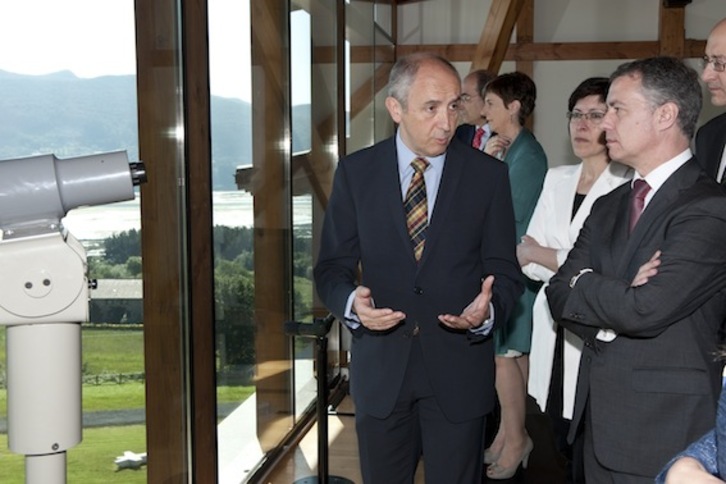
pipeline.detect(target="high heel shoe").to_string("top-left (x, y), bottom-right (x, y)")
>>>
top-left (483, 446), bottom-right (501, 465)
top-left (485, 436), bottom-right (533, 480)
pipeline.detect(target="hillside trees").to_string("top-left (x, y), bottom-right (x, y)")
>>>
top-left (91, 225), bottom-right (313, 370)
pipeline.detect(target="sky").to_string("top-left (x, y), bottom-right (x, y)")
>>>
top-left (0, 0), bottom-right (296, 104)
top-left (0, 1), bottom-right (137, 78)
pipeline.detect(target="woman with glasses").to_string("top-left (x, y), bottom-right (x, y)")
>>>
top-left (518, 77), bottom-right (632, 483)
top-left (480, 71), bottom-right (547, 480)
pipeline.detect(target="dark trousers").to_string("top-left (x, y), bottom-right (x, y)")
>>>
top-left (546, 324), bottom-right (585, 484)
top-left (355, 339), bottom-right (486, 484)
top-left (547, 411), bottom-right (585, 483)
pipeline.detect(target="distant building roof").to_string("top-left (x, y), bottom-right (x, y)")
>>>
top-left (91, 279), bottom-right (143, 300)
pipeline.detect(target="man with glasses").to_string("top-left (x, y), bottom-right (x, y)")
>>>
top-left (697, 17), bottom-right (726, 184)
top-left (455, 69), bottom-right (495, 151)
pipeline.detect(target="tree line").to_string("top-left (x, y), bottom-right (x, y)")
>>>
top-left (90, 226), bottom-right (313, 369)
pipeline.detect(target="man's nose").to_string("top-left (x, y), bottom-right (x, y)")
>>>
top-left (702, 66), bottom-right (716, 83)
top-left (439, 110), bottom-right (454, 131)
top-left (601, 111), bottom-right (615, 131)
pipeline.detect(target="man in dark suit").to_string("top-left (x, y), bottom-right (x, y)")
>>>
top-left (314, 53), bottom-right (523, 483)
top-left (696, 17), bottom-right (726, 182)
top-left (455, 69), bottom-right (495, 150)
top-left (546, 56), bottom-right (726, 483)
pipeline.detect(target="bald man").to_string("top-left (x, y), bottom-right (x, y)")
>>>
top-left (455, 69), bottom-right (496, 151)
top-left (696, 17), bottom-right (726, 183)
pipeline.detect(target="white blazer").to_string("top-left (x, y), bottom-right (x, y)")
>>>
top-left (524, 161), bottom-right (632, 419)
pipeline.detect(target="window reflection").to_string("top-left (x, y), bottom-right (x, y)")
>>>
top-left (207, 0), bottom-right (266, 481)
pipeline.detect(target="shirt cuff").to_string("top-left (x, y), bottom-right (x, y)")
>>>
top-left (343, 289), bottom-right (361, 329)
top-left (469, 302), bottom-right (495, 336)
top-left (596, 329), bottom-right (617, 342)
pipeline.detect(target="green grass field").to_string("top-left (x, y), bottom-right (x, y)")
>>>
top-left (0, 425), bottom-right (147, 484)
top-left (82, 327), bottom-right (145, 374)
top-left (0, 326), bottom-right (255, 483)
top-left (0, 327), bottom-right (146, 375)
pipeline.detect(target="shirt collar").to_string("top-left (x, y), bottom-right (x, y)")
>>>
top-left (395, 130), bottom-right (446, 174)
top-left (632, 148), bottom-right (692, 194)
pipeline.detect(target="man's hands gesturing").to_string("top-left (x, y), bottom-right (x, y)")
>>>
top-left (352, 285), bottom-right (406, 331)
top-left (438, 276), bottom-right (494, 330)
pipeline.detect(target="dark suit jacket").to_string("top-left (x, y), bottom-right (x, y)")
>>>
top-left (656, 384), bottom-right (726, 482)
top-left (546, 159), bottom-right (726, 477)
top-left (695, 112), bottom-right (726, 180)
top-left (314, 135), bottom-right (523, 423)
top-left (455, 123), bottom-right (476, 146)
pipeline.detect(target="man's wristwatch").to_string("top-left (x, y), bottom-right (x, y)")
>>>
top-left (569, 268), bottom-right (593, 288)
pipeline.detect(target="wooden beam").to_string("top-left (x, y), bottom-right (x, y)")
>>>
top-left (398, 40), bottom-right (705, 62)
top-left (180, 0), bottom-right (219, 481)
top-left (135, 0), bottom-right (189, 479)
top-left (471, 0), bottom-right (524, 72)
top-left (516, 0), bottom-right (534, 129)
top-left (517, 0), bottom-right (533, 44)
top-left (659, 2), bottom-right (686, 57)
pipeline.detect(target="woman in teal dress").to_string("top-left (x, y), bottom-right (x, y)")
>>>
top-left (480, 71), bottom-right (547, 480)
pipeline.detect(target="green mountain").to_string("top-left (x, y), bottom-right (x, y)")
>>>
top-left (0, 70), bottom-right (311, 191)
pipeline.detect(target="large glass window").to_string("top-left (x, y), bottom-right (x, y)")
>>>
top-left (0, 1), bottom-right (144, 483)
top-left (290, 7), bottom-right (316, 420)
top-left (206, 1), bottom-right (259, 482)
top-left (0, 1), bottom-right (367, 482)
top-left (210, 0), bottom-right (342, 481)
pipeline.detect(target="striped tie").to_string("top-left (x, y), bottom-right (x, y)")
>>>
top-left (405, 157), bottom-right (429, 262)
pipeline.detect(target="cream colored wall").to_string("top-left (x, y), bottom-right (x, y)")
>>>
top-left (400, 0), bottom-right (725, 168)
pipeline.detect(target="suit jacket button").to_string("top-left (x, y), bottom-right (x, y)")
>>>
top-left (413, 286), bottom-right (424, 295)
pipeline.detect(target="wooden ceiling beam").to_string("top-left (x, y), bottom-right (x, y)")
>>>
top-left (471, 0), bottom-right (525, 72)
top-left (516, 0), bottom-right (534, 128)
top-left (659, 2), bottom-right (686, 57)
top-left (396, 39), bottom-right (705, 62)
top-left (515, 0), bottom-right (533, 79)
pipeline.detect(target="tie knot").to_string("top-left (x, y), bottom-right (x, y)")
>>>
top-left (632, 179), bottom-right (651, 201)
top-left (411, 157), bottom-right (429, 173)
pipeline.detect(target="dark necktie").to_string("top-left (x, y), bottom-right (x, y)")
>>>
top-left (405, 157), bottom-right (429, 262)
top-left (629, 179), bottom-right (651, 233)
top-left (472, 127), bottom-right (485, 150)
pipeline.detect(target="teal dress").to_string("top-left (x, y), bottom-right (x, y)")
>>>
top-left (495, 128), bottom-right (547, 355)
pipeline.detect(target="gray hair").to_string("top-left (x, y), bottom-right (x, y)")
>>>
top-left (610, 56), bottom-right (702, 139)
top-left (388, 52), bottom-right (460, 109)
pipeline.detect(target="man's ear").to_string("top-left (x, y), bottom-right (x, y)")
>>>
top-left (385, 96), bottom-right (403, 124)
top-left (656, 101), bottom-right (679, 131)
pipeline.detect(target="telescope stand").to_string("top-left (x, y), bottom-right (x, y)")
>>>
top-left (0, 150), bottom-right (145, 484)
top-left (285, 316), bottom-right (354, 484)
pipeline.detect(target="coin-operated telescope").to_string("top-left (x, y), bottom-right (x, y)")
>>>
top-left (0, 151), bottom-right (146, 484)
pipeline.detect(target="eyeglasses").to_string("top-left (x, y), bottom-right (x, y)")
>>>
top-left (702, 55), bottom-right (726, 73)
top-left (459, 93), bottom-right (474, 103)
top-left (566, 111), bottom-right (606, 124)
